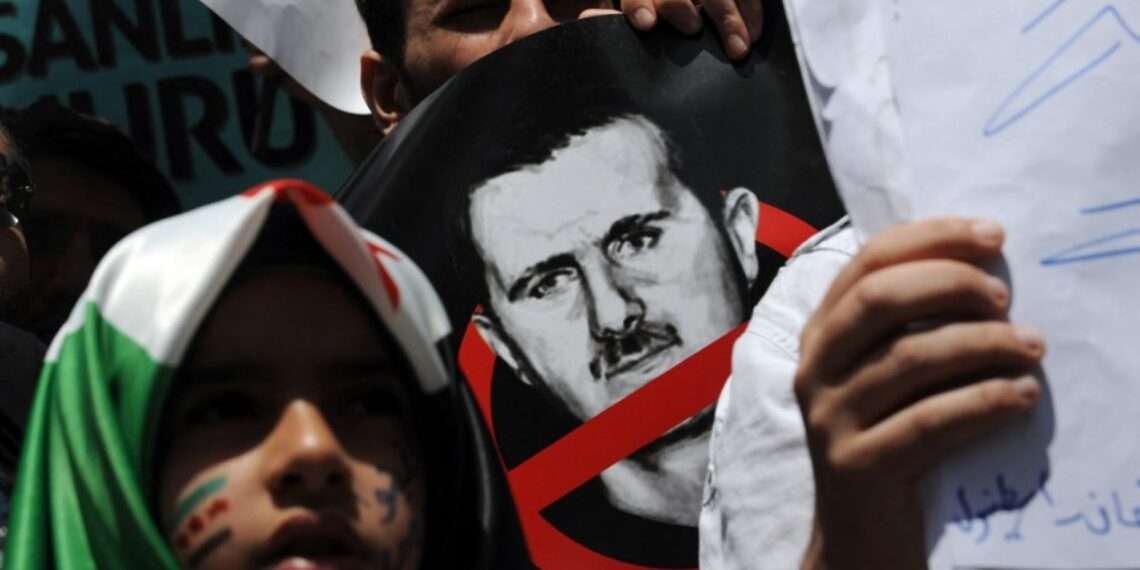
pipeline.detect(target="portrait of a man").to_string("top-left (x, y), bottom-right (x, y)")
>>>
top-left (341, 17), bottom-right (847, 566)
top-left (459, 114), bottom-right (760, 526)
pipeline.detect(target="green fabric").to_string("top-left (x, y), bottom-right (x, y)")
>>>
top-left (6, 303), bottom-right (179, 569)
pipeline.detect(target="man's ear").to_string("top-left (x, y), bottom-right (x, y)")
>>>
top-left (472, 313), bottom-right (533, 386)
top-left (361, 50), bottom-right (411, 135)
top-left (723, 187), bottom-right (761, 285)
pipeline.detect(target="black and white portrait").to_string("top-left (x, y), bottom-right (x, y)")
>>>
top-left (341, 14), bottom-right (845, 568)
top-left (461, 113), bottom-right (759, 525)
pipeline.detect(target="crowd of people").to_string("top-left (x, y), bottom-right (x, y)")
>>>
top-left (0, 0), bottom-right (1047, 568)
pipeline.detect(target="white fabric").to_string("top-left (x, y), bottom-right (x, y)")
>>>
top-left (46, 183), bottom-right (452, 394)
top-left (700, 219), bottom-right (857, 569)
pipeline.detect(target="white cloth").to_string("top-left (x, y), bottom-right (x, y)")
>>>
top-left (700, 218), bottom-right (858, 569)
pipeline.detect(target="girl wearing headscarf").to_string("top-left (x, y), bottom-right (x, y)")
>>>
top-left (4, 180), bottom-right (526, 569)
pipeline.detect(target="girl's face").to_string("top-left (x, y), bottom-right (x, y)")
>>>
top-left (157, 271), bottom-right (426, 570)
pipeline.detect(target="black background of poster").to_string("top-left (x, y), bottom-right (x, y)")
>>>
top-left (339, 8), bottom-right (844, 567)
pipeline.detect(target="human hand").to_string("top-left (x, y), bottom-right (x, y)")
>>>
top-left (619, 0), bottom-right (762, 60)
top-left (794, 218), bottom-right (1046, 569)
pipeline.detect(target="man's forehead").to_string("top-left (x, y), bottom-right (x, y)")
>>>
top-left (471, 119), bottom-right (676, 228)
top-left (467, 119), bottom-right (702, 284)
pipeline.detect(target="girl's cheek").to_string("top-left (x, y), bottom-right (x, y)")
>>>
top-left (368, 473), bottom-right (426, 570)
top-left (168, 475), bottom-right (238, 569)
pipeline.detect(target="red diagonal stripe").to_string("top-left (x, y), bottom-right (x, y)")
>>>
top-left (756, 202), bottom-right (819, 257)
top-left (508, 324), bottom-right (746, 510)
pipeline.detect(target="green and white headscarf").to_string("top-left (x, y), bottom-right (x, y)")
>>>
top-left (4, 180), bottom-right (453, 569)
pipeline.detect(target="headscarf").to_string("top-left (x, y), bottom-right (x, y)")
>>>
top-left (5, 180), bottom-right (522, 569)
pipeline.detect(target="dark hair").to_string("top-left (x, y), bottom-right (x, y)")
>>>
top-left (4, 100), bottom-right (181, 223)
top-left (356, 0), bottom-right (407, 62)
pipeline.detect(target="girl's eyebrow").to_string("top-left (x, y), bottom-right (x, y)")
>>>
top-left (180, 362), bottom-right (266, 385)
top-left (180, 355), bottom-right (404, 385)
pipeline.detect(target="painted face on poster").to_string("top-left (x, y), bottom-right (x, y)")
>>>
top-left (467, 114), bottom-right (760, 525)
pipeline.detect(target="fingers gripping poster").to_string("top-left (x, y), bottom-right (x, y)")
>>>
top-left (339, 13), bottom-right (845, 568)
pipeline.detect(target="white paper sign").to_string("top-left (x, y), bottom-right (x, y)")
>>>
top-left (782, 0), bottom-right (913, 239)
top-left (881, 1), bottom-right (1140, 568)
top-left (200, 0), bottom-right (372, 115)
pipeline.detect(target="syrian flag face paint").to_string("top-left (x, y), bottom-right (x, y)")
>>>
top-left (4, 180), bottom-right (452, 570)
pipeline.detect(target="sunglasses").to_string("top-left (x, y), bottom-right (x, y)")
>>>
top-left (0, 153), bottom-right (32, 229)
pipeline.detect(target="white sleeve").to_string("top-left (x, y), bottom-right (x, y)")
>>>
top-left (701, 222), bottom-right (857, 569)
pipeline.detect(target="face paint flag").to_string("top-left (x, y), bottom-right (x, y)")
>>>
top-left (197, 0), bottom-right (372, 115)
top-left (338, 11), bottom-right (847, 569)
top-left (4, 180), bottom-right (452, 569)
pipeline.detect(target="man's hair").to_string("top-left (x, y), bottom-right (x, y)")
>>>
top-left (3, 100), bottom-right (181, 222)
top-left (356, 0), bottom-right (407, 62)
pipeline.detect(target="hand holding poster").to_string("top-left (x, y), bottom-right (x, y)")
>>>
top-left (339, 14), bottom-right (845, 568)
top-left (885, 3), bottom-right (1140, 569)
top-left (788, 1), bottom-right (1140, 568)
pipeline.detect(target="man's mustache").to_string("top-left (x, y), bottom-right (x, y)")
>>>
top-left (589, 322), bottom-right (681, 382)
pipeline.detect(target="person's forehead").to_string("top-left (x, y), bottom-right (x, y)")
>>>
top-left (190, 271), bottom-right (383, 358)
top-left (469, 120), bottom-right (685, 235)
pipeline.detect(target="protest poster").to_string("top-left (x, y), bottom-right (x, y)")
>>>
top-left (339, 11), bottom-right (846, 568)
top-left (0, 0), bottom-right (354, 207)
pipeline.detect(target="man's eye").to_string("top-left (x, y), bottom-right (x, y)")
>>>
top-left (181, 391), bottom-right (259, 427)
top-left (609, 228), bottom-right (662, 260)
top-left (526, 269), bottom-right (578, 300)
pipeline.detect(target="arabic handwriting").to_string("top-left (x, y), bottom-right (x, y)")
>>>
top-left (1056, 492), bottom-right (1113, 535)
top-left (955, 476), bottom-right (1140, 544)
top-left (953, 471), bottom-right (1049, 544)
top-left (1111, 489), bottom-right (1140, 528)
top-left (984, 3), bottom-right (1139, 136)
top-left (1041, 195), bottom-right (1140, 266)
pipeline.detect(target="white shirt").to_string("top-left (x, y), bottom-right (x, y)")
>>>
top-left (700, 219), bottom-right (858, 569)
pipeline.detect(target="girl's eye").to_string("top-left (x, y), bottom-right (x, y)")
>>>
top-left (340, 386), bottom-right (406, 419)
top-left (181, 391), bottom-right (260, 427)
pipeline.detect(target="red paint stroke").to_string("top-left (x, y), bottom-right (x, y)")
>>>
top-left (241, 179), bottom-right (333, 205)
top-left (366, 241), bottom-right (402, 311)
top-left (176, 497), bottom-right (232, 552)
top-left (509, 324), bottom-right (744, 510)
top-left (457, 204), bottom-right (819, 569)
top-left (755, 202), bottom-right (819, 258)
top-left (207, 498), bottom-right (229, 520)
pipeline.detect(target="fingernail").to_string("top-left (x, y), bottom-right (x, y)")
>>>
top-left (972, 219), bottom-right (1004, 245)
top-left (1012, 375), bottom-right (1041, 402)
top-left (986, 276), bottom-right (1009, 303)
top-left (727, 34), bottom-right (748, 58)
top-left (1015, 326), bottom-right (1045, 353)
top-left (634, 7), bottom-right (655, 30)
